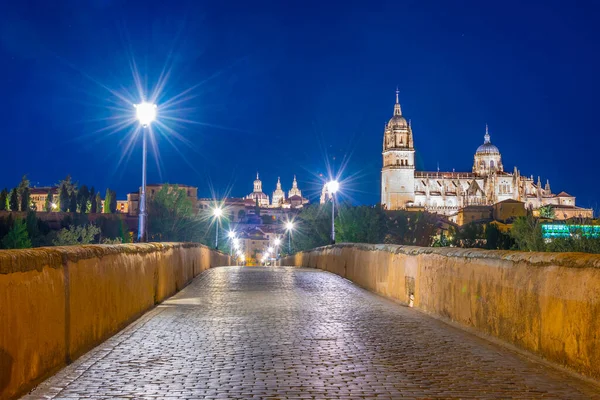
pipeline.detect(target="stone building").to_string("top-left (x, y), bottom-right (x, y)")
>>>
top-left (245, 173), bottom-right (270, 208)
top-left (381, 90), bottom-right (593, 220)
top-left (272, 177), bottom-right (285, 207)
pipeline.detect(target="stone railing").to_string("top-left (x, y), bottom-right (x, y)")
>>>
top-left (281, 244), bottom-right (600, 381)
top-left (0, 243), bottom-right (231, 400)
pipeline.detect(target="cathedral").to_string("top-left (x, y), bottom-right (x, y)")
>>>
top-left (381, 90), bottom-right (591, 218)
top-left (245, 173), bottom-right (309, 209)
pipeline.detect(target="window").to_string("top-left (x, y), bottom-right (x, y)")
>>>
top-left (490, 160), bottom-right (495, 168)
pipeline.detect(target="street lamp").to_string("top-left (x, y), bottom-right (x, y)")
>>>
top-left (134, 102), bottom-right (157, 242)
top-left (327, 180), bottom-right (340, 244)
top-left (213, 207), bottom-right (223, 249)
top-left (285, 221), bottom-right (294, 254)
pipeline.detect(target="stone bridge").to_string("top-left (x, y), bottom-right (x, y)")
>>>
top-left (1, 243), bottom-right (600, 399)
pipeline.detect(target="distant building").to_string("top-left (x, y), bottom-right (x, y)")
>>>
top-left (245, 173), bottom-right (270, 208)
top-left (381, 89), bottom-right (593, 217)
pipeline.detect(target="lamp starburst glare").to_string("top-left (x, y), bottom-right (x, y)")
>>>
top-left (135, 102), bottom-right (157, 126)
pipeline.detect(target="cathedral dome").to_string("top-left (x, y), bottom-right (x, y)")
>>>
top-left (475, 127), bottom-right (500, 154)
top-left (388, 114), bottom-right (408, 129)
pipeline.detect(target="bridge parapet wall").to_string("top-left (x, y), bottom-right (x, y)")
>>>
top-left (0, 243), bottom-right (230, 400)
top-left (282, 244), bottom-right (600, 380)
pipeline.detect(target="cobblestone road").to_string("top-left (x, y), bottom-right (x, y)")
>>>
top-left (26, 267), bottom-right (600, 399)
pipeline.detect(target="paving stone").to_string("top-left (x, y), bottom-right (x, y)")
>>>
top-left (25, 266), bottom-right (600, 399)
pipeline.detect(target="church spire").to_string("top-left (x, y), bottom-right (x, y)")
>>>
top-left (394, 87), bottom-right (402, 116)
top-left (484, 124), bottom-right (491, 144)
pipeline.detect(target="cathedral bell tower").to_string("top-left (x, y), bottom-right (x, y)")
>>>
top-left (381, 89), bottom-right (416, 209)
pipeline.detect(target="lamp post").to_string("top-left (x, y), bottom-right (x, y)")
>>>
top-left (327, 180), bottom-right (340, 244)
top-left (228, 231), bottom-right (236, 255)
top-left (134, 102), bottom-right (157, 242)
top-left (213, 207), bottom-right (223, 249)
top-left (285, 221), bottom-right (294, 254)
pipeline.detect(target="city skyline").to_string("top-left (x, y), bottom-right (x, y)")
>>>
top-left (1, 1), bottom-right (599, 210)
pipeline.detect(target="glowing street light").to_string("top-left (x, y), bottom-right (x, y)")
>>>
top-left (274, 237), bottom-right (281, 247)
top-left (213, 207), bottom-right (223, 250)
top-left (51, 202), bottom-right (58, 211)
top-left (285, 221), bottom-right (295, 254)
top-left (327, 180), bottom-right (340, 244)
top-left (134, 101), bottom-right (158, 242)
top-left (268, 246), bottom-right (274, 254)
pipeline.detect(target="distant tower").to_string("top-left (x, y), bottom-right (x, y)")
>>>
top-left (288, 175), bottom-right (302, 198)
top-left (381, 88), bottom-right (415, 209)
top-left (254, 172), bottom-right (262, 192)
top-left (473, 125), bottom-right (503, 176)
top-left (272, 177), bottom-right (286, 207)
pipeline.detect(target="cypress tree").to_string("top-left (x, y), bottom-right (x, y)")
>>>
top-left (103, 189), bottom-right (111, 213)
top-left (109, 189), bottom-right (117, 213)
top-left (59, 186), bottom-right (69, 212)
top-left (44, 191), bottom-right (52, 212)
top-left (78, 185), bottom-right (90, 214)
top-left (95, 192), bottom-right (102, 214)
top-left (9, 188), bottom-right (19, 211)
top-left (0, 188), bottom-right (8, 211)
top-left (69, 191), bottom-right (77, 213)
top-left (20, 186), bottom-right (30, 212)
top-left (90, 187), bottom-right (97, 213)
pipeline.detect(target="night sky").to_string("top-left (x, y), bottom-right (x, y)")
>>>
top-left (1, 0), bottom-right (598, 210)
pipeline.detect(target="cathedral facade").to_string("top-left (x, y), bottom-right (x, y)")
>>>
top-left (381, 90), bottom-right (591, 218)
top-left (245, 174), bottom-right (309, 209)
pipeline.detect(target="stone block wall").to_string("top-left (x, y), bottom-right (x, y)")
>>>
top-left (0, 243), bottom-right (230, 400)
top-left (281, 244), bottom-right (600, 380)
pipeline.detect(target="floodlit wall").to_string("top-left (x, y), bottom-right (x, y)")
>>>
top-left (281, 244), bottom-right (600, 380)
top-left (0, 243), bottom-right (230, 400)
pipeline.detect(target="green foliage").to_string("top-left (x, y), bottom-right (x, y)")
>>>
top-left (18, 175), bottom-right (30, 212)
top-left (238, 209), bottom-right (246, 220)
top-left (451, 223), bottom-right (485, 248)
top-left (9, 188), bottom-right (19, 211)
top-left (95, 192), bottom-right (102, 214)
top-left (484, 223), bottom-right (514, 250)
top-left (108, 189), bottom-right (117, 213)
top-left (147, 184), bottom-right (197, 241)
top-left (336, 204), bottom-right (386, 244)
top-left (53, 224), bottom-right (101, 246)
top-left (539, 205), bottom-right (555, 219)
top-left (103, 189), bottom-right (112, 213)
top-left (69, 191), bottom-right (77, 212)
top-left (0, 188), bottom-right (7, 211)
top-left (95, 216), bottom-right (130, 243)
top-left (2, 219), bottom-right (31, 249)
top-left (385, 211), bottom-right (439, 246)
top-left (59, 185), bottom-right (69, 212)
top-left (25, 211), bottom-right (51, 247)
top-left (90, 187), bottom-right (97, 213)
top-left (290, 204), bottom-right (332, 251)
top-left (45, 191), bottom-right (53, 212)
top-left (510, 215), bottom-right (546, 252)
top-left (77, 185), bottom-right (90, 214)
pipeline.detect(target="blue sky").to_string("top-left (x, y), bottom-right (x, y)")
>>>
top-left (0, 0), bottom-right (598, 210)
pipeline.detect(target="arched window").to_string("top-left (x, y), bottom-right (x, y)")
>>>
top-left (490, 160), bottom-right (495, 169)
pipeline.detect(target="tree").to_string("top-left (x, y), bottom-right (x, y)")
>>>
top-left (484, 223), bottom-right (514, 250)
top-left (336, 204), bottom-right (387, 244)
top-left (2, 219), bottom-right (31, 249)
top-left (90, 187), bottom-right (97, 213)
top-left (95, 192), bottom-right (102, 214)
top-left (0, 188), bottom-right (8, 211)
top-left (147, 184), bottom-right (195, 241)
top-left (59, 185), bottom-right (69, 212)
top-left (291, 204), bottom-right (331, 252)
top-left (539, 205), bottom-right (555, 220)
top-left (452, 223), bottom-right (485, 248)
top-left (69, 191), bottom-right (78, 213)
top-left (103, 189), bottom-right (112, 213)
top-left (53, 224), bottom-right (100, 246)
top-left (18, 175), bottom-right (30, 212)
top-left (510, 215), bottom-right (545, 252)
top-left (77, 185), bottom-right (90, 214)
top-left (108, 189), bottom-right (117, 213)
top-left (9, 188), bottom-right (19, 211)
top-left (44, 191), bottom-right (53, 212)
